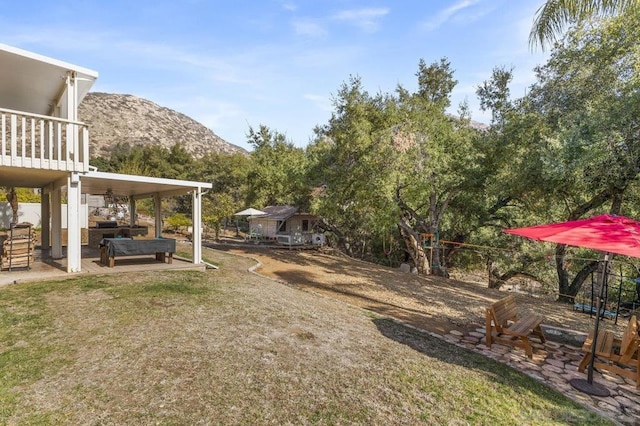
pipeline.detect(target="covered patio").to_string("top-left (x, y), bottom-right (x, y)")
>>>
top-left (1, 163), bottom-right (212, 275)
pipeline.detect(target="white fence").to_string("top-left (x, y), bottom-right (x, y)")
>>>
top-left (0, 202), bottom-right (88, 229)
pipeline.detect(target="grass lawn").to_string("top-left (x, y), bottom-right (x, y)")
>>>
top-left (0, 250), bottom-right (611, 425)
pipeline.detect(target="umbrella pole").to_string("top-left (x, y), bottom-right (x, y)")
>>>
top-left (569, 253), bottom-right (611, 397)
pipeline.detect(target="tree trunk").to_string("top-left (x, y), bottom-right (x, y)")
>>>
top-left (7, 187), bottom-right (18, 224)
top-left (487, 257), bottom-right (540, 290)
top-left (557, 192), bottom-right (624, 303)
top-left (567, 260), bottom-right (599, 303)
top-left (555, 244), bottom-right (573, 303)
top-left (318, 218), bottom-right (353, 257)
top-left (556, 243), bottom-right (601, 303)
top-left (397, 221), bottom-right (430, 274)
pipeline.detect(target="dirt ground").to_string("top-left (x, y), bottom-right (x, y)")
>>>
top-left (208, 241), bottom-right (628, 345)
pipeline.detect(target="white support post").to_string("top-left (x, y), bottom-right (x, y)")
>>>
top-left (67, 173), bottom-right (81, 272)
top-left (51, 185), bottom-right (62, 259)
top-left (41, 189), bottom-right (50, 249)
top-left (154, 193), bottom-right (162, 238)
top-left (192, 187), bottom-right (202, 264)
top-left (65, 72), bottom-right (77, 170)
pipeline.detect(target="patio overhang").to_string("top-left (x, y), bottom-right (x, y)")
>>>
top-left (0, 43), bottom-right (98, 116)
top-left (0, 166), bottom-right (69, 188)
top-left (80, 171), bottom-right (212, 199)
top-left (0, 168), bottom-right (212, 198)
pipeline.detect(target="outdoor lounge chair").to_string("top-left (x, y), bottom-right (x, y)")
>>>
top-left (578, 314), bottom-right (639, 388)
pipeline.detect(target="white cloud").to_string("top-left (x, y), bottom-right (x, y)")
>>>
top-left (332, 8), bottom-right (389, 33)
top-left (280, 1), bottom-right (297, 12)
top-left (292, 18), bottom-right (328, 37)
top-left (304, 94), bottom-right (332, 112)
top-left (422, 0), bottom-right (480, 32)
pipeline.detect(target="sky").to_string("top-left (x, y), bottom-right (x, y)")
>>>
top-left (3, 0), bottom-right (549, 151)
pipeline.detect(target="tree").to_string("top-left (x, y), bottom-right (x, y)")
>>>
top-left (195, 152), bottom-right (250, 205)
top-left (415, 58), bottom-right (457, 110)
top-left (308, 62), bottom-right (481, 275)
top-left (529, 0), bottom-right (637, 50)
top-left (307, 76), bottom-right (400, 258)
top-left (476, 66), bottom-right (513, 128)
top-left (5, 187), bottom-right (18, 224)
top-left (392, 59), bottom-right (479, 276)
top-left (493, 11), bottom-right (640, 300)
top-left (202, 193), bottom-right (236, 240)
top-left (246, 125), bottom-right (307, 207)
top-left (164, 213), bottom-right (191, 233)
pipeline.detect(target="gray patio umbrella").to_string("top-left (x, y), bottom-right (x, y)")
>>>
top-left (233, 208), bottom-right (266, 237)
top-left (234, 208), bottom-right (267, 217)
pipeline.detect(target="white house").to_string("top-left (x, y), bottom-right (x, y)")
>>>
top-left (0, 43), bottom-right (212, 272)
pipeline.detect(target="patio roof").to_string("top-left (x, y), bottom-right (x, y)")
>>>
top-left (81, 171), bottom-right (212, 199)
top-left (0, 168), bottom-right (212, 198)
top-left (261, 205), bottom-right (299, 221)
top-left (0, 43), bottom-right (98, 116)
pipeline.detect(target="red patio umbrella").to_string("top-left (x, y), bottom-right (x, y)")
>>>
top-left (504, 214), bottom-right (640, 258)
top-left (504, 214), bottom-right (640, 396)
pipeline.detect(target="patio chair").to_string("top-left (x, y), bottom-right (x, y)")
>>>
top-left (245, 228), bottom-right (262, 242)
top-left (578, 314), bottom-right (639, 388)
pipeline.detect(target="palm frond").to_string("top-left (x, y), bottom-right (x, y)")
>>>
top-left (529, 0), bottom-right (638, 51)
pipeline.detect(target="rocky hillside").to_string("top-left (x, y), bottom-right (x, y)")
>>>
top-left (78, 92), bottom-right (246, 159)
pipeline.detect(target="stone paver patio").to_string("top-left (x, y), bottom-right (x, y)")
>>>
top-left (435, 325), bottom-right (640, 425)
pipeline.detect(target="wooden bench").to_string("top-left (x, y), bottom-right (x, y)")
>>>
top-left (485, 295), bottom-right (546, 359)
top-left (578, 314), bottom-right (639, 388)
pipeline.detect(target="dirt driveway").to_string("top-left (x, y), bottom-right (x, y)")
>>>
top-left (210, 244), bottom-right (624, 342)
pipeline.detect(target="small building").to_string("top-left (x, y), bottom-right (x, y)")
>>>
top-left (249, 205), bottom-right (322, 246)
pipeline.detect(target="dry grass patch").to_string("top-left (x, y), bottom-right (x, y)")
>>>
top-left (0, 250), bottom-right (612, 425)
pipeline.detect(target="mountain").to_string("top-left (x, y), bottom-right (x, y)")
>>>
top-left (78, 92), bottom-right (246, 159)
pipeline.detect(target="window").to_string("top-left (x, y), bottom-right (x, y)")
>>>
top-left (302, 219), bottom-right (309, 232)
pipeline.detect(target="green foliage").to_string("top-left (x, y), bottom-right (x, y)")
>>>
top-left (306, 76), bottom-right (400, 257)
top-left (165, 213), bottom-right (191, 232)
top-left (2, 188), bottom-right (41, 203)
top-left (529, 0), bottom-right (637, 50)
top-left (306, 63), bottom-right (480, 269)
top-left (246, 124), bottom-right (308, 207)
top-left (476, 66), bottom-right (513, 127)
top-left (195, 152), bottom-right (250, 207)
top-left (415, 57), bottom-right (458, 110)
top-left (202, 193), bottom-right (236, 239)
top-left (467, 11), bottom-right (640, 296)
top-left (90, 142), bottom-right (194, 180)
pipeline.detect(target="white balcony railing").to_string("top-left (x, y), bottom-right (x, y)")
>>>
top-left (0, 107), bottom-right (89, 173)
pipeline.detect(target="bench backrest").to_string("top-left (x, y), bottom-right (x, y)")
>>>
top-left (488, 295), bottom-right (518, 331)
top-left (619, 314), bottom-right (639, 362)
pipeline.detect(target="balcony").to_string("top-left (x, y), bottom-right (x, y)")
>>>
top-left (0, 107), bottom-right (89, 174)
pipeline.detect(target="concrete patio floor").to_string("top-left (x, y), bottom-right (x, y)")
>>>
top-left (0, 245), bottom-right (205, 287)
